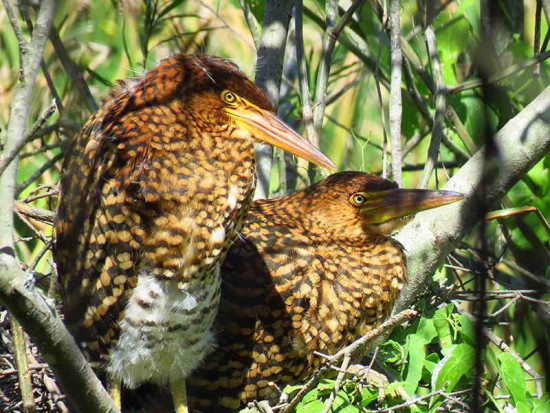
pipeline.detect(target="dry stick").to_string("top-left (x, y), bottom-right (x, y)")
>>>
top-left (456, 306), bottom-right (543, 398)
top-left (388, 0), bottom-right (402, 186)
top-left (2, 0), bottom-right (26, 47)
top-left (447, 50), bottom-right (550, 94)
top-left (376, 388), bottom-right (471, 412)
top-left (418, 26), bottom-right (446, 189)
top-left (14, 202), bottom-right (55, 226)
top-left (0, 102), bottom-right (57, 178)
top-left (321, 353), bottom-right (351, 413)
top-left (0, 363), bottom-right (50, 377)
top-left (11, 318), bottom-right (36, 412)
top-left (280, 309), bottom-right (416, 413)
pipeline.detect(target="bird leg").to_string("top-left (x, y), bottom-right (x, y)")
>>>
top-left (107, 376), bottom-right (122, 409)
top-left (171, 377), bottom-right (189, 413)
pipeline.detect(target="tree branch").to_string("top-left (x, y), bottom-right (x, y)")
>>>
top-left (418, 25), bottom-right (446, 189)
top-left (388, 0), bottom-right (403, 185)
top-left (394, 84), bottom-right (550, 313)
top-left (254, 0), bottom-right (296, 199)
top-left (0, 2), bottom-right (117, 411)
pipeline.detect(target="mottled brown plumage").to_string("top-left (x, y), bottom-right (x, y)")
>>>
top-left (53, 53), bottom-right (334, 411)
top-left (187, 171), bottom-right (463, 412)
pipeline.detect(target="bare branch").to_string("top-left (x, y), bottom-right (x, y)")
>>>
top-left (11, 318), bottom-right (36, 411)
top-left (294, 0), bottom-right (314, 145)
top-left (0, 1), bottom-right (117, 411)
top-left (239, 0), bottom-right (260, 48)
top-left (418, 25), bottom-right (446, 188)
top-left (1, 0), bottom-right (26, 61)
top-left (281, 309), bottom-right (417, 413)
top-left (49, 28), bottom-right (98, 113)
top-left (447, 50), bottom-right (550, 94)
top-left (388, 0), bottom-right (403, 185)
top-left (394, 85), bottom-right (550, 315)
top-left (0, 264), bottom-right (119, 412)
top-left (456, 306), bottom-right (543, 398)
top-left (0, 101), bottom-right (57, 178)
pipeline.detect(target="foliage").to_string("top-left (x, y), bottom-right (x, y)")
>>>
top-left (0, 0), bottom-right (549, 412)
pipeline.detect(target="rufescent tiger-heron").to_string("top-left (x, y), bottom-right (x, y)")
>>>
top-left (54, 53), bottom-right (335, 413)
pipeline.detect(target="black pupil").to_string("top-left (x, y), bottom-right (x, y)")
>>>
top-left (226, 93), bottom-right (234, 101)
top-left (355, 195), bottom-right (364, 203)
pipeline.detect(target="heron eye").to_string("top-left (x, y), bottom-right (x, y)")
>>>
top-left (222, 90), bottom-right (237, 104)
top-left (350, 193), bottom-right (367, 206)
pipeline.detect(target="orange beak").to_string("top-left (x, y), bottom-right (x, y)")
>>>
top-left (224, 105), bottom-right (336, 170)
top-left (360, 188), bottom-right (464, 224)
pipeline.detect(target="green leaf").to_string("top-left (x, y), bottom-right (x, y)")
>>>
top-left (301, 388), bottom-right (319, 405)
top-left (498, 353), bottom-right (530, 409)
top-left (433, 304), bottom-right (453, 353)
top-left (404, 334), bottom-right (425, 394)
top-left (458, 0), bottom-right (480, 35)
top-left (296, 399), bottom-right (325, 413)
top-left (432, 343), bottom-right (475, 392)
top-left (532, 395), bottom-right (550, 413)
top-left (360, 387), bottom-right (378, 406)
top-left (458, 314), bottom-right (475, 346)
top-left (417, 316), bottom-right (437, 343)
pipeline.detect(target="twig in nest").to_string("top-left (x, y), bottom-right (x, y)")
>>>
top-left (280, 309), bottom-right (417, 413)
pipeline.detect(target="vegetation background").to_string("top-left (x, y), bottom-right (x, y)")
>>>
top-left (0, 0), bottom-right (549, 412)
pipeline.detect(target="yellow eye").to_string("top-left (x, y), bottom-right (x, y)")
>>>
top-left (350, 193), bottom-right (367, 206)
top-left (222, 90), bottom-right (237, 104)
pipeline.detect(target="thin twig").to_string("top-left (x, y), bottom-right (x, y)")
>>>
top-left (0, 101), bottom-right (57, 178)
top-left (1, 0), bottom-right (27, 71)
top-left (313, 0), bottom-right (365, 132)
top-left (16, 152), bottom-right (63, 196)
top-left (534, 0), bottom-right (542, 76)
top-left (371, 0), bottom-right (478, 153)
top-left (388, 0), bottom-right (402, 185)
top-left (253, 0), bottom-right (296, 199)
top-left (447, 50), bottom-right (550, 94)
top-left (331, 309), bottom-right (417, 362)
top-left (294, 0), bottom-right (316, 152)
top-left (281, 309), bottom-right (416, 413)
top-left (0, 363), bottom-right (50, 377)
top-left (321, 353), bottom-right (351, 413)
top-left (325, 74), bottom-right (361, 106)
top-left (239, 0), bottom-right (260, 49)
top-left (197, 0), bottom-right (255, 50)
top-left (419, 25), bottom-right (446, 188)
top-left (456, 306), bottom-right (543, 398)
top-left (49, 27), bottom-right (98, 113)
top-left (374, 160), bottom-right (461, 175)
top-left (374, 31), bottom-right (389, 178)
top-left (377, 388), bottom-right (471, 412)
